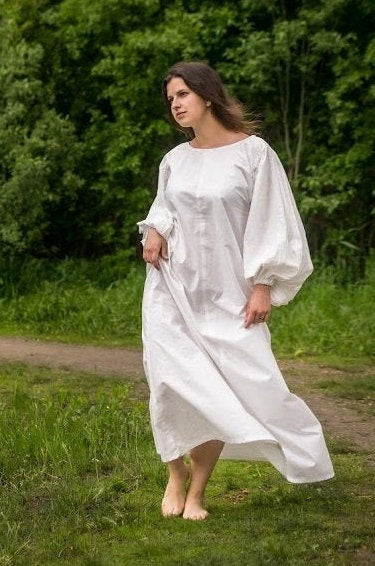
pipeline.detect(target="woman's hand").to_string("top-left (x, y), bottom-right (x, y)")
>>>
top-left (244, 284), bottom-right (271, 328)
top-left (143, 228), bottom-right (168, 270)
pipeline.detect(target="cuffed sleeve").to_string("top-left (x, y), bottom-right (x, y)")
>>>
top-left (243, 142), bottom-right (313, 306)
top-left (137, 156), bottom-right (174, 244)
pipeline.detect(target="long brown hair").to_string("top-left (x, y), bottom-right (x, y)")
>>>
top-left (162, 61), bottom-right (259, 139)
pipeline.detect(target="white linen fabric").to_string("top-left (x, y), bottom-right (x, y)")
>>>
top-left (137, 135), bottom-right (334, 483)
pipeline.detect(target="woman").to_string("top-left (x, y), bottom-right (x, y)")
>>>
top-left (137, 61), bottom-right (334, 521)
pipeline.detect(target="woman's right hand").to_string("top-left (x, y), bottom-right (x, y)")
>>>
top-left (143, 228), bottom-right (168, 270)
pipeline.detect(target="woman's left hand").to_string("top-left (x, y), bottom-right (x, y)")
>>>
top-left (244, 284), bottom-right (271, 328)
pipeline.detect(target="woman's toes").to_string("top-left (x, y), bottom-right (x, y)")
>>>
top-left (182, 500), bottom-right (209, 520)
top-left (183, 509), bottom-right (209, 520)
top-left (161, 499), bottom-right (184, 517)
top-left (182, 509), bottom-right (209, 520)
top-left (161, 491), bottom-right (185, 517)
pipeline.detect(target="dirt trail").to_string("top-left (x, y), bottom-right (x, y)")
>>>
top-left (0, 336), bottom-right (143, 379)
top-left (0, 336), bottom-right (374, 455)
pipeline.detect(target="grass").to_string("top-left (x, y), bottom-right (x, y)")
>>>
top-left (0, 362), bottom-right (374, 565)
top-left (0, 254), bottom-right (374, 359)
top-left (269, 260), bottom-right (375, 360)
top-left (0, 264), bottom-right (144, 347)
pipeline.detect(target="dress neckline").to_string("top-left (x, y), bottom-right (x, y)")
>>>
top-left (186, 135), bottom-right (255, 151)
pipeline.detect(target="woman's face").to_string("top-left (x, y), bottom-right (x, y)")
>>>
top-left (166, 77), bottom-right (209, 130)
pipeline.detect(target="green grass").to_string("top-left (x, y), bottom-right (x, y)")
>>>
top-left (0, 362), bottom-right (374, 565)
top-left (0, 255), bottom-right (374, 359)
top-left (269, 260), bottom-right (374, 360)
top-left (0, 264), bottom-right (144, 347)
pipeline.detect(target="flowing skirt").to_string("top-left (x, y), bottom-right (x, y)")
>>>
top-left (142, 263), bottom-right (334, 484)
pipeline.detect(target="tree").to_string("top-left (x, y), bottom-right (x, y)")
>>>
top-left (220, 0), bottom-right (375, 277)
top-left (0, 3), bottom-right (83, 258)
top-left (0, 0), bottom-right (373, 278)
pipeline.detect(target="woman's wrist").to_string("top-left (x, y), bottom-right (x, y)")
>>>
top-left (148, 227), bottom-right (164, 239)
top-left (253, 283), bottom-right (271, 291)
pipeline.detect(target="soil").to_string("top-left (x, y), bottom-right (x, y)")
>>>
top-left (0, 336), bottom-right (374, 456)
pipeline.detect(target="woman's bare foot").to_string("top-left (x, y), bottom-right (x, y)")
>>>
top-left (182, 494), bottom-right (209, 520)
top-left (181, 440), bottom-right (223, 520)
top-left (161, 463), bottom-right (190, 517)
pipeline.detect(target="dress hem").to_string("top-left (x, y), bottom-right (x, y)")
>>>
top-left (156, 435), bottom-right (334, 484)
top-left (156, 434), bottom-right (279, 464)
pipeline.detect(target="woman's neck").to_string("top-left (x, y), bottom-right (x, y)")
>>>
top-left (191, 121), bottom-right (247, 149)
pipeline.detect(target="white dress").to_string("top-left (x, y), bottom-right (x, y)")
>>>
top-left (137, 135), bottom-right (334, 483)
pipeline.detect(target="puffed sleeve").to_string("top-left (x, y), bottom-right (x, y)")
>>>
top-left (137, 155), bottom-right (174, 244)
top-left (243, 141), bottom-right (313, 306)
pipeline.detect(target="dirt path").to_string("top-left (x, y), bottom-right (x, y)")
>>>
top-left (0, 336), bottom-right (374, 455)
top-left (0, 336), bottom-right (144, 379)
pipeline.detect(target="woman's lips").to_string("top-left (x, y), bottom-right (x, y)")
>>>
top-left (176, 111), bottom-right (186, 119)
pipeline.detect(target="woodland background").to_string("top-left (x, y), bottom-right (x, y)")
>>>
top-left (0, 0), bottom-right (374, 275)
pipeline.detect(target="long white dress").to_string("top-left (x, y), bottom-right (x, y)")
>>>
top-left (137, 135), bottom-right (334, 483)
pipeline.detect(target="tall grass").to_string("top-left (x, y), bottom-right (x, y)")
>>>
top-left (270, 258), bottom-right (374, 359)
top-left (0, 253), bottom-right (373, 358)
top-left (0, 259), bottom-right (144, 346)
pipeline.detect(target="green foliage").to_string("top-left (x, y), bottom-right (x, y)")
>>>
top-left (0, 8), bottom-right (83, 258)
top-left (0, 249), bottom-right (136, 297)
top-left (220, 0), bottom-right (375, 277)
top-left (0, 0), bottom-right (374, 275)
